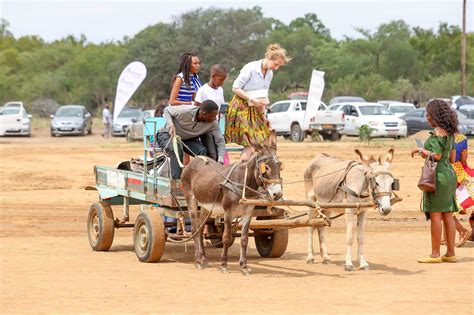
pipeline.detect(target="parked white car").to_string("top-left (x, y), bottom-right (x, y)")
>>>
top-left (386, 102), bottom-right (416, 117)
top-left (339, 102), bottom-right (407, 138)
top-left (267, 100), bottom-right (345, 141)
top-left (0, 101), bottom-right (31, 136)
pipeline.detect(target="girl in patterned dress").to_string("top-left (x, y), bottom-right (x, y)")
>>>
top-left (451, 133), bottom-right (474, 245)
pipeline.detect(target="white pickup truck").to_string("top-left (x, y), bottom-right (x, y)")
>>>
top-left (267, 99), bottom-right (345, 141)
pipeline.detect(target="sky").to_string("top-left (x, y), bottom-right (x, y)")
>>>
top-left (1, 0), bottom-right (473, 43)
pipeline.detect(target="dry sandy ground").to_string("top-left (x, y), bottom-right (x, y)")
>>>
top-left (1, 129), bottom-right (473, 314)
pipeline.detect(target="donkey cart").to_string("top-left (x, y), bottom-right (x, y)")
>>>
top-left (86, 117), bottom-right (333, 263)
top-left (86, 163), bottom-right (342, 263)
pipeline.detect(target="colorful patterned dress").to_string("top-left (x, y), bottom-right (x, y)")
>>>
top-left (452, 134), bottom-right (474, 211)
top-left (422, 134), bottom-right (459, 213)
top-left (225, 96), bottom-right (270, 146)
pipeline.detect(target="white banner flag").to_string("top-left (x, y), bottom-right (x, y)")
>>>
top-left (304, 70), bottom-right (325, 122)
top-left (113, 61), bottom-right (147, 122)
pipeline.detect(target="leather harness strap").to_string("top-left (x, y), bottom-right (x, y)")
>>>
top-left (219, 163), bottom-right (243, 195)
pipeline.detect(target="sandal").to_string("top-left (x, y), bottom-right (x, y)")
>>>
top-left (456, 230), bottom-right (470, 247)
top-left (417, 256), bottom-right (442, 263)
top-left (441, 255), bottom-right (457, 263)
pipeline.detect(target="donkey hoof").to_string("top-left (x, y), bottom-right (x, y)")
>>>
top-left (194, 263), bottom-right (204, 270)
top-left (219, 266), bottom-right (229, 273)
top-left (306, 258), bottom-right (315, 265)
top-left (322, 259), bottom-right (331, 265)
top-left (241, 268), bottom-right (252, 276)
top-left (359, 264), bottom-right (369, 270)
top-left (203, 261), bottom-right (210, 268)
top-left (344, 265), bottom-right (354, 272)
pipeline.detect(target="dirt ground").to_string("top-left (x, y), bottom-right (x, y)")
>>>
top-left (1, 128), bottom-right (473, 314)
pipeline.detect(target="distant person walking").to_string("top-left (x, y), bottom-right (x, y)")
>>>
top-left (102, 103), bottom-right (112, 138)
top-left (411, 99), bottom-right (459, 263)
top-left (225, 43), bottom-right (291, 162)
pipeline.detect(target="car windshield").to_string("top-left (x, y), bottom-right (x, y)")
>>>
top-left (359, 106), bottom-right (391, 115)
top-left (455, 97), bottom-right (474, 106)
top-left (390, 106), bottom-right (414, 113)
top-left (56, 107), bottom-right (83, 117)
top-left (118, 107), bottom-right (140, 118)
top-left (0, 106), bottom-right (21, 115)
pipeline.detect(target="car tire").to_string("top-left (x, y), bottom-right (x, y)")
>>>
top-left (290, 124), bottom-right (304, 142)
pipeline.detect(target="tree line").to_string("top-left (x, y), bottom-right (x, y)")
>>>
top-left (1, 7), bottom-right (472, 116)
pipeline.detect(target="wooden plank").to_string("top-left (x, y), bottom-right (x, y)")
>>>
top-left (243, 217), bottom-right (328, 229)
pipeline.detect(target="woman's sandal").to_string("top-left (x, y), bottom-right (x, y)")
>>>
top-left (441, 255), bottom-right (457, 263)
top-left (456, 230), bottom-right (471, 247)
top-left (417, 256), bottom-right (442, 263)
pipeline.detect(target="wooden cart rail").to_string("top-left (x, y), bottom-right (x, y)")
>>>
top-left (239, 196), bottom-right (403, 212)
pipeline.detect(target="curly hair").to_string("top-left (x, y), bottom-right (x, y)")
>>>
top-left (426, 99), bottom-right (459, 135)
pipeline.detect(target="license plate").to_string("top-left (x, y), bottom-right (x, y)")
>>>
top-left (388, 130), bottom-right (398, 135)
top-left (322, 124), bottom-right (333, 129)
top-left (60, 128), bottom-right (73, 131)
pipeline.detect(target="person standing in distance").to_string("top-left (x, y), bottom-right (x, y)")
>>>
top-left (101, 103), bottom-right (112, 138)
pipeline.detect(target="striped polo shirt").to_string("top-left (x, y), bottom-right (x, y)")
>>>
top-left (177, 72), bottom-right (203, 102)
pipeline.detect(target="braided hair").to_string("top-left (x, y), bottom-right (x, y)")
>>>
top-left (172, 52), bottom-right (196, 87)
top-left (426, 99), bottom-right (459, 135)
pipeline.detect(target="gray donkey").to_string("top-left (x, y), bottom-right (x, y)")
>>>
top-left (304, 149), bottom-right (395, 271)
top-left (180, 132), bottom-right (283, 275)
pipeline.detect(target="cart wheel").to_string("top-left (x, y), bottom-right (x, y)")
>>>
top-left (254, 217), bottom-right (289, 258)
top-left (207, 223), bottom-right (235, 248)
top-left (133, 209), bottom-right (166, 263)
top-left (87, 201), bottom-right (115, 251)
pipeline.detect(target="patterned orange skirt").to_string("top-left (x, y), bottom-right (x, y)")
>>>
top-left (224, 95), bottom-right (270, 146)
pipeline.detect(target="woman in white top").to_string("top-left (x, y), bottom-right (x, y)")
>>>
top-left (225, 44), bottom-right (291, 161)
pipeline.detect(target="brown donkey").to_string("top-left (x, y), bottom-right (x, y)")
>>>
top-left (180, 132), bottom-right (282, 275)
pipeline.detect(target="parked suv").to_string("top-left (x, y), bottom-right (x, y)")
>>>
top-left (267, 100), bottom-right (345, 142)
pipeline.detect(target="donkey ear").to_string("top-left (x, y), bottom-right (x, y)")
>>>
top-left (245, 133), bottom-right (263, 152)
top-left (385, 148), bottom-right (394, 164)
top-left (355, 149), bottom-right (373, 165)
top-left (267, 130), bottom-right (277, 153)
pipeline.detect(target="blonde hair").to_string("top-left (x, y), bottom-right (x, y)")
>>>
top-left (265, 43), bottom-right (292, 64)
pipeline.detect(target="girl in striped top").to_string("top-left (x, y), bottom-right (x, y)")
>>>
top-left (169, 52), bottom-right (203, 106)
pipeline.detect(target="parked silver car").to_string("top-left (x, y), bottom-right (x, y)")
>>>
top-left (50, 105), bottom-right (92, 136)
top-left (113, 106), bottom-right (141, 136)
top-left (125, 109), bottom-right (155, 142)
